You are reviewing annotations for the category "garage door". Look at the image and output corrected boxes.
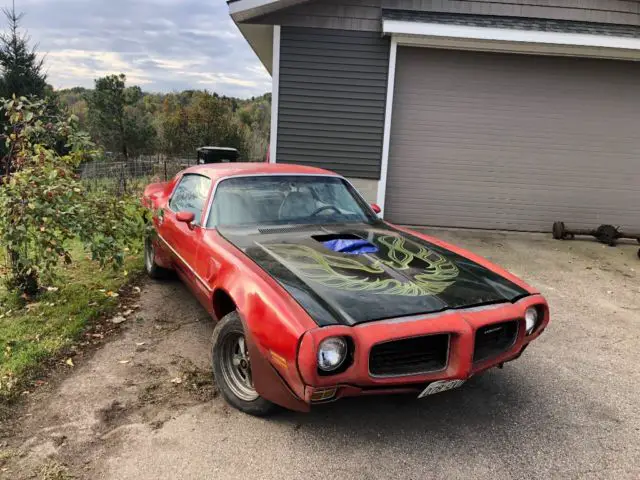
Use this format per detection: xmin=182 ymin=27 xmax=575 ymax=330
xmin=385 ymin=47 xmax=640 ymax=231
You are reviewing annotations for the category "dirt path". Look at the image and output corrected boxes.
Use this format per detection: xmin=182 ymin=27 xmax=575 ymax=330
xmin=0 ymin=280 xmax=218 ymax=479
xmin=1 ymin=230 xmax=639 ymax=479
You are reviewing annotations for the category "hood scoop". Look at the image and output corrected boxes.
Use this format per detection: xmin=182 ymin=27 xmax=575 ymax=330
xmin=312 ymin=233 xmax=379 ymax=255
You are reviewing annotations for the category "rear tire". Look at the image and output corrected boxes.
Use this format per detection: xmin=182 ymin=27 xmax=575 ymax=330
xmin=211 ymin=311 xmax=276 ymax=416
xmin=144 ymin=236 xmax=170 ymax=279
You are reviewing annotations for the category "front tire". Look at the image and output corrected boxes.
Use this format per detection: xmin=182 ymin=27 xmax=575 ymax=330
xmin=211 ymin=311 xmax=276 ymax=416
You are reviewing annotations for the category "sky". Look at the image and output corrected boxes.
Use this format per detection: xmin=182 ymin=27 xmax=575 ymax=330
xmin=11 ymin=0 xmax=272 ymax=98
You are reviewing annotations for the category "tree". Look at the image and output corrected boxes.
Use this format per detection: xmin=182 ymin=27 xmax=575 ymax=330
xmin=0 ymin=96 xmax=147 ymax=295
xmin=160 ymin=91 xmax=249 ymax=158
xmin=87 ymin=74 xmax=156 ymax=159
xmin=237 ymin=94 xmax=270 ymax=160
xmin=0 ymin=2 xmax=47 ymax=100
xmin=57 ymin=87 xmax=90 ymax=127
xmin=160 ymin=96 xmax=190 ymax=156
xmin=0 ymin=1 xmax=48 ymax=164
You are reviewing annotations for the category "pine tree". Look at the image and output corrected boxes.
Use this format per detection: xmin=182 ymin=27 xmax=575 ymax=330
xmin=0 ymin=1 xmax=47 ymax=99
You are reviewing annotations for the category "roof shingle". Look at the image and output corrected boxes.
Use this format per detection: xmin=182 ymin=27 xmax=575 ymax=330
xmin=382 ymin=10 xmax=640 ymax=39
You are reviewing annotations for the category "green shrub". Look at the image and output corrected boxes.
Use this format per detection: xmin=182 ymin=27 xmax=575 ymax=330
xmin=0 ymin=96 xmax=147 ymax=295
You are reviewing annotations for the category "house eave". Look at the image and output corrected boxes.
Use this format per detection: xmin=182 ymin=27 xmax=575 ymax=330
xmin=228 ymin=0 xmax=311 ymax=73
xmin=228 ymin=0 xmax=310 ymax=22
xmin=235 ymin=23 xmax=275 ymax=74
xmin=383 ymin=19 xmax=640 ymax=61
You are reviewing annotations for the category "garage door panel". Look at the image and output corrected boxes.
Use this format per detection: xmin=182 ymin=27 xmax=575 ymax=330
xmin=386 ymin=48 xmax=640 ymax=231
xmin=392 ymin=112 xmax=640 ymax=132
xmin=392 ymin=155 xmax=640 ymax=179
xmin=390 ymin=133 xmax=640 ymax=152
xmin=392 ymin=112 xmax=639 ymax=138
xmin=394 ymin=189 xmax=639 ymax=211
xmin=392 ymin=149 xmax=640 ymax=176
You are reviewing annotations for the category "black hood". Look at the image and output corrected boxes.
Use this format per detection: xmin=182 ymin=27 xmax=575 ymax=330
xmin=219 ymin=222 xmax=530 ymax=326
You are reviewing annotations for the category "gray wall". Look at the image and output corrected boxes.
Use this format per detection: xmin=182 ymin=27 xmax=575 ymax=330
xmin=253 ymin=0 xmax=640 ymax=28
xmin=276 ymin=27 xmax=389 ymax=179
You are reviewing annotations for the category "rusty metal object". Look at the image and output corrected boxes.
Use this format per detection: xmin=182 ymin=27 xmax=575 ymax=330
xmin=552 ymin=222 xmax=640 ymax=247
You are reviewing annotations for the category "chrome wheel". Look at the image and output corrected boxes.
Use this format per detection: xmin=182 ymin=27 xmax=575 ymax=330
xmin=144 ymin=238 xmax=154 ymax=273
xmin=219 ymin=333 xmax=259 ymax=402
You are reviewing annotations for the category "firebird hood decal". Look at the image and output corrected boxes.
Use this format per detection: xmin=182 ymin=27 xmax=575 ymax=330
xmin=219 ymin=223 xmax=529 ymax=326
xmin=263 ymin=236 xmax=460 ymax=297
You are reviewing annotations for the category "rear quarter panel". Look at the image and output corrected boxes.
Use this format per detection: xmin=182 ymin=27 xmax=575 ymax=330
xmin=142 ymin=180 xmax=172 ymax=210
xmin=142 ymin=180 xmax=176 ymax=268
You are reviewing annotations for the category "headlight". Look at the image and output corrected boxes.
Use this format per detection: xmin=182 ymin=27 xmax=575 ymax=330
xmin=525 ymin=307 xmax=539 ymax=335
xmin=317 ymin=337 xmax=348 ymax=372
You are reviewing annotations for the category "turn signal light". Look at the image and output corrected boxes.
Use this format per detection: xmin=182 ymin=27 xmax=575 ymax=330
xmin=310 ymin=387 xmax=338 ymax=403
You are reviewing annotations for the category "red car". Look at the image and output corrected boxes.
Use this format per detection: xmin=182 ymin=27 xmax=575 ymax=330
xmin=143 ymin=163 xmax=549 ymax=416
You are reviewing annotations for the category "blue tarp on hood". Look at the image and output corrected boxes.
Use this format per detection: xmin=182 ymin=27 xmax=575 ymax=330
xmin=322 ymin=239 xmax=379 ymax=255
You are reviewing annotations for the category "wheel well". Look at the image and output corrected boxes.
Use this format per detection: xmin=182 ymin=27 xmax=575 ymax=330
xmin=212 ymin=289 xmax=236 ymax=321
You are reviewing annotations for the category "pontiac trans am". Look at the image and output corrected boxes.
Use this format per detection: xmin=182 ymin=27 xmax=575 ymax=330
xmin=143 ymin=163 xmax=549 ymax=416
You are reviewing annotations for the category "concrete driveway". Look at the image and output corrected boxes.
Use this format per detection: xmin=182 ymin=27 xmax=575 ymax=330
xmin=4 ymin=229 xmax=640 ymax=480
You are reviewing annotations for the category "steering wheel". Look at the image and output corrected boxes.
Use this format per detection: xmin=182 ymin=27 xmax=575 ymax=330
xmin=310 ymin=205 xmax=341 ymax=217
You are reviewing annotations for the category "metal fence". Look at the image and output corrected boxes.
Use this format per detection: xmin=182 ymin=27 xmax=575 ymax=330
xmin=80 ymin=156 xmax=192 ymax=196
xmin=80 ymin=155 xmax=267 ymax=196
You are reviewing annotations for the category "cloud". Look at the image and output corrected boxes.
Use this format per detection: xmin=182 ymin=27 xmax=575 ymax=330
xmin=15 ymin=0 xmax=271 ymax=98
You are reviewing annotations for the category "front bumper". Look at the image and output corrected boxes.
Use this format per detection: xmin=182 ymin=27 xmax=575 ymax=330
xmin=297 ymin=295 xmax=549 ymax=403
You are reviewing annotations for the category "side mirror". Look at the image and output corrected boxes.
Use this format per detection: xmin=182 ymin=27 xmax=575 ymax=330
xmin=370 ymin=203 xmax=382 ymax=214
xmin=176 ymin=211 xmax=196 ymax=227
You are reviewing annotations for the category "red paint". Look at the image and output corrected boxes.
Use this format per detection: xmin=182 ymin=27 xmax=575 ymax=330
xmin=175 ymin=211 xmax=195 ymax=225
xmin=143 ymin=163 xmax=550 ymax=411
xmin=296 ymin=295 xmax=549 ymax=390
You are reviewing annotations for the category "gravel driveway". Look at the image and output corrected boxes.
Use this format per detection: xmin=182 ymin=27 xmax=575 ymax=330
xmin=3 ymin=229 xmax=639 ymax=480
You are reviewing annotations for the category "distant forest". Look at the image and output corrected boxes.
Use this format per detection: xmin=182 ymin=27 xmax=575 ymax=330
xmin=57 ymin=80 xmax=271 ymax=162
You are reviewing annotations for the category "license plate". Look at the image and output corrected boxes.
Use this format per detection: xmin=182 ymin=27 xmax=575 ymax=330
xmin=418 ymin=379 xmax=466 ymax=399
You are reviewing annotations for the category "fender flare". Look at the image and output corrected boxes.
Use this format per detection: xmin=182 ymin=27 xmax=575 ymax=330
xmin=238 ymin=313 xmax=310 ymax=412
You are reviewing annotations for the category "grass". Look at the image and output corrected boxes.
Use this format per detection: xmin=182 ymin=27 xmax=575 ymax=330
xmin=0 ymin=241 xmax=143 ymax=402
xmin=38 ymin=461 xmax=73 ymax=480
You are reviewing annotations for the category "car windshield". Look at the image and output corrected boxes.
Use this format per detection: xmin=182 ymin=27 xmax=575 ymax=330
xmin=207 ymin=175 xmax=375 ymax=227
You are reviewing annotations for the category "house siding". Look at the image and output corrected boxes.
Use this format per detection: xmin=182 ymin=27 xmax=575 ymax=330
xmin=276 ymin=27 xmax=389 ymax=179
xmin=251 ymin=0 xmax=640 ymax=28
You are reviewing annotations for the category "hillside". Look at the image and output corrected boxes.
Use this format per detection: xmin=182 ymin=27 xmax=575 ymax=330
xmin=57 ymin=86 xmax=271 ymax=161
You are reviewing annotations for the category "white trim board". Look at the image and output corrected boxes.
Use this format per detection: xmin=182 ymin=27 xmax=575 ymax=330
xmin=383 ymin=19 xmax=640 ymax=61
xmin=376 ymin=36 xmax=397 ymax=217
xmin=269 ymin=25 xmax=281 ymax=164
xmin=229 ymin=0 xmax=280 ymax=15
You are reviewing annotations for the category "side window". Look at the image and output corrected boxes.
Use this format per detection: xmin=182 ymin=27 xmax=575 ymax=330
xmin=169 ymin=174 xmax=212 ymax=224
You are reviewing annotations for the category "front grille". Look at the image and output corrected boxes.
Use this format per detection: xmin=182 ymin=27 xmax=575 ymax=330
xmin=473 ymin=320 xmax=519 ymax=363
xmin=369 ymin=334 xmax=449 ymax=377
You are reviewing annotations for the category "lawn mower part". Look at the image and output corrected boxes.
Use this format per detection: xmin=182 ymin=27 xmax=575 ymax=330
xmin=552 ymin=222 xmax=640 ymax=247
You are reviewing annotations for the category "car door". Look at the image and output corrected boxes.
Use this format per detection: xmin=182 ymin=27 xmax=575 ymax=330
xmin=158 ymin=173 xmax=212 ymax=293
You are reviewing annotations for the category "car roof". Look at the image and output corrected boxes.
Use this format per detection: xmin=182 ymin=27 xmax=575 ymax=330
xmin=181 ymin=163 xmax=340 ymax=180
